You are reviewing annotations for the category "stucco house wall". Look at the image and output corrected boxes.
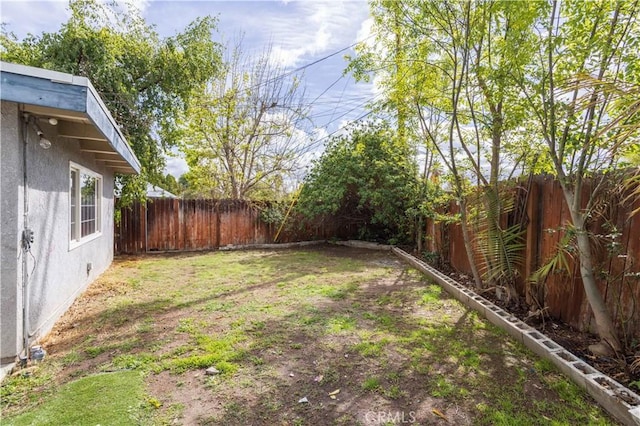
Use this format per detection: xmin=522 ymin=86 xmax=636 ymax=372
xmin=1 ymin=101 xmax=116 ymax=362
xmin=1 ymin=62 xmax=140 ymax=366
xmin=1 ymin=102 xmax=22 ymax=363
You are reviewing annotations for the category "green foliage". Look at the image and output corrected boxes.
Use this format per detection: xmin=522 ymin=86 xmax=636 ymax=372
xmin=1 ymin=0 xmax=222 ymax=201
xmin=258 ymin=201 xmax=288 ymax=225
xmin=472 ymin=186 xmax=526 ymax=299
xmin=158 ymin=173 xmax=181 ymax=196
xmin=5 ymin=371 xmax=148 ymax=426
xmin=530 ymin=227 xmax=576 ymax=286
xmin=178 ymin=41 xmax=309 ymax=200
xmin=296 ymin=121 xmax=419 ymax=243
xmin=519 ymin=0 xmax=640 ymax=181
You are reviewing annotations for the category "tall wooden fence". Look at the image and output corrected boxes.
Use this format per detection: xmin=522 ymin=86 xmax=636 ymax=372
xmin=115 ymin=199 xmax=339 ymax=255
xmin=116 ymin=176 xmax=639 ymax=337
xmin=424 ymin=175 xmax=640 ymax=337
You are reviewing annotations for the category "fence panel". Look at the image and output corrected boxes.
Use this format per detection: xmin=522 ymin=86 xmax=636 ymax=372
xmin=115 ymin=201 xmax=146 ymax=254
xmin=423 ymin=175 xmax=640 ymax=336
xmin=115 ymin=198 xmax=329 ymax=255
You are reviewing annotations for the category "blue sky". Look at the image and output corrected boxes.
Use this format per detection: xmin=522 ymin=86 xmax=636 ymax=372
xmin=1 ymin=0 xmax=376 ymax=177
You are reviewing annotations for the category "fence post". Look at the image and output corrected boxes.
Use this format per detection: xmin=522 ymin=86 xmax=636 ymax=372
xmin=215 ymin=201 xmax=221 ymax=248
xmin=143 ymin=200 xmax=148 ymax=253
xmin=524 ymin=177 xmax=541 ymax=306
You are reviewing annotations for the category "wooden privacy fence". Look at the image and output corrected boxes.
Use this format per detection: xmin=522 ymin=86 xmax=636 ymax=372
xmin=115 ymin=198 xmax=338 ymax=255
xmin=424 ymin=175 xmax=640 ymax=338
xmin=115 ymin=175 xmax=639 ymax=338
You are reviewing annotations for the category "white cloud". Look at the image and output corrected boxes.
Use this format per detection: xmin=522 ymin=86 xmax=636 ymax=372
xmin=254 ymin=1 xmax=369 ymax=68
xmin=312 ymin=126 xmax=328 ymax=141
xmin=111 ymin=1 xmax=150 ymax=21
xmin=356 ymin=16 xmax=374 ymax=46
xmin=164 ymin=154 xmax=188 ymax=178
xmin=1 ymin=1 xmax=70 ymax=38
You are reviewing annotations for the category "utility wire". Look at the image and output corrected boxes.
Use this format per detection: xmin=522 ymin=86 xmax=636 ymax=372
xmin=252 ymin=34 xmax=373 ymax=90
xmin=308 ymin=73 xmax=347 ymax=105
xmin=319 ymin=91 xmax=384 ymax=130
xmin=296 ymin=107 xmax=377 ymax=156
xmin=327 ymin=73 xmax=351 ymax=125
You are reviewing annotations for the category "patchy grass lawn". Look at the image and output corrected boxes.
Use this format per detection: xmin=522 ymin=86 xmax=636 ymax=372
xmin=6 ymin=371 xmax=148 ymax=425
xmin=1 ymin=246 xmax=617 ymax=425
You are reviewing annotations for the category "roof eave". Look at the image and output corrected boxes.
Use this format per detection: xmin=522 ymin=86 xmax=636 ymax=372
xmin=0 ymin=61 xmax=141 ymax=175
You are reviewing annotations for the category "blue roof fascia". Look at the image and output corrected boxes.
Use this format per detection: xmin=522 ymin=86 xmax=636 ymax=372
xmin=0 ymin=62 xmax=141 ymax=174
xmin=0 ymin=69 xmax=87 ymax=110
xmin=84 ymin=79 xmax=141 ymax=173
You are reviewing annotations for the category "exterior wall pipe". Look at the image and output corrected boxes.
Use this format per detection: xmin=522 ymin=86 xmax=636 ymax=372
xmin=20 ymin=112 xmax=30 ymax=360
xmin=20 ymin=114 xmax=41 ymax=358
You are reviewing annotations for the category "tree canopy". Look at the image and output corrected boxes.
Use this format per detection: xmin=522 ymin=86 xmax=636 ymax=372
xmin=347 ymin=0 xmax=640 ymax=353
xmin=1 ymin=0 xmax=222 ymax=201
xmin=296 ymin=122 xmax=419 ymax=244
xmin=178 ymin=41 xmax=310 ymax=200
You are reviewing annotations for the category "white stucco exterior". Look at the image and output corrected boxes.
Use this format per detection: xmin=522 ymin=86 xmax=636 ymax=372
xmin=1 ymin=101 xmax=117 ymax=361
xmin=0 ymin=62 xmax=140 ymax=365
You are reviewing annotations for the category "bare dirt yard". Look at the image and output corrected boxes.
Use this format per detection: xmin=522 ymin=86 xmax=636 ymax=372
xmin=2 ymin=245 xmax=619 ymax=425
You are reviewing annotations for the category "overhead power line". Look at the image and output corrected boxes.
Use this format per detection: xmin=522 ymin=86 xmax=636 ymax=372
xmin=255 ymin=34 xmax=373 ymax=90
xmin=296 ymin=107 xmax=377 ymax=156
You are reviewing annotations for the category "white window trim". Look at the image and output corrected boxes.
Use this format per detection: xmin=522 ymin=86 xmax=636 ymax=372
xmin=69 ymin=162 xmax=103 ymax=250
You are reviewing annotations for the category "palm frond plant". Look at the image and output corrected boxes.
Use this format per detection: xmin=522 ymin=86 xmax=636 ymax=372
xmin=530 ymin=228 xmax=577 ymax=287
xmin=472 ymin=184 xmax=527 ymax=304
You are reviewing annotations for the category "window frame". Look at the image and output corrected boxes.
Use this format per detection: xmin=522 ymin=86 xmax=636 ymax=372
xmin=69 ymin=162 xmax=102 ymax=250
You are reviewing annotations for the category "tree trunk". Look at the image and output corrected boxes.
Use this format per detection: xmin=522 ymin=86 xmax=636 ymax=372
xmin=459 ymin=198 xmax=483 ymax=289
xmin=568 ymin=199 xmax=622 ymax=354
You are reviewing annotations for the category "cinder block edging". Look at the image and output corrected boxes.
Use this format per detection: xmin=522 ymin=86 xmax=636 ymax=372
xmin=391 ymin=247 xmax=640 ymax=426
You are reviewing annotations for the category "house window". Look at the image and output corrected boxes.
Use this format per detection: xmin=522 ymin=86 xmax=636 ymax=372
xmin=70 ymin=163 xmax=102 ymax=246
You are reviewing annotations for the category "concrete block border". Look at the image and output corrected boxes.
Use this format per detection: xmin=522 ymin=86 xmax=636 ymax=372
xmin=169 ymin=239 xmax=391 ymax=253
xmin=329 ymin=240 xmax=393 ymax=251
xmin=218 ymin=240 xmax=327 ymax=251
xmin=391 ymin=246 xmax=640 ymax=426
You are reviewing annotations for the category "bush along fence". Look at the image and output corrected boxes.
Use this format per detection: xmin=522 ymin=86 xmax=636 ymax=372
xmin=423 ymin=174 xmax=640 ymax=340
xmin=114 ymin=198 xmax=352 ymax=255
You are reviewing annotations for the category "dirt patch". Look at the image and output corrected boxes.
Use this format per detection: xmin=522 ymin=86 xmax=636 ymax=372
xmin=7 ymin=245 xmax=618 ymax=425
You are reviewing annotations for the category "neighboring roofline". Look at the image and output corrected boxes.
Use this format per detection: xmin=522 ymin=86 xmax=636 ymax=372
xmin=146 ymin=183 xmax=177 ymax=198
xmin=0 ymin=61 xmax=141 ymax=174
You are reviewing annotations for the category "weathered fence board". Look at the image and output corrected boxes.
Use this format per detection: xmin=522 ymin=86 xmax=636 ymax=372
xmin=115 ymin=198 xmax=328 ymax=255
xmin=423 ymin=175 xmax=640 ymax=337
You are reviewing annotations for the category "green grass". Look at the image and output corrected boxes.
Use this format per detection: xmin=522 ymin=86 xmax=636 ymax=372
xmin=1 ymin=247 xmax=618 ymax=425
xmin=327 ymin=314 xmax=357 ymax=333
xmin=352 ymin=339 xmax=389 ymax=357
xmin=5 ymin=371 xmax=149 ymax=426
xmin=418 ymin=284 xmax=444 ymax=305
xmin=430 ymin=375 xmax=457 ymax=398
xmin=362 ymin=376 xmax=381 ymax=391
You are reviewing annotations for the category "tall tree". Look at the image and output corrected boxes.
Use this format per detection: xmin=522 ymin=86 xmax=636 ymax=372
xmin=1 ymin=0 xmax=222 ymax=202
xmin=352 ymin=0 xmax=640 ymax=353
xmin=179 ymin=40 xmax=310 ymax=200
xmin=350 ymin=0 xmax=487 ymax=288
xmin=518 ymin=0 xmax=640 ymax=354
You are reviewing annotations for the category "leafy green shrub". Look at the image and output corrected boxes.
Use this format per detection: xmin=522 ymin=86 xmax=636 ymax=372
xmin=295 ymin=121 xmax=419 ymax=244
